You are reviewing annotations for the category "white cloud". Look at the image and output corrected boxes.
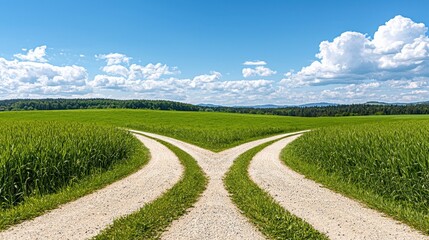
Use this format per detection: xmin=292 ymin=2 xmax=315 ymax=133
xmin=90 ymin=75 xmax=127 ymax=89
xmin=411 ymin=90 xmax=428 ymax=94
xmin=243 ymin=60 xmax=267 ymax=66
xmin=284 ymin=15 xmax=429 ymax=87
xmin=184 ymin=78 xmax=274 ymax=105
xmin=321 ymin=89 xmax=341 ymax=99
xmin=90 ymin=58 xmax=275 ymax=105
xmin=102 ymin=65 xmax=129 ymax=77
xmin=315 ymin=82 xmax=381 ymax=101
xmin=90 ymin=55 xmax=182 ymax=92
xmin=96 ymin=53 xmax=130 ymax=65
xmin=373 ymin=15 xmax=427 ymax=54
xmin=129 ymin=63 xmax=178 ymax=80
xmin=0 ymin=56 xmax=90 ymax=98
xmin=191 ymin=71 xmax=222 ymax=85
xmin=215 ymin=79 xmax=272 ymax=92
xmin=388 ymin=79 xmax=428 ymax=89
xmin=242 ymin=66 xmax=277 ymax=78
xmin=14 ymin=45 xmax=48 ymax=62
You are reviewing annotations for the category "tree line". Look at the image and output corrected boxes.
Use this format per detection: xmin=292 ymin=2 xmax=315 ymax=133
xmin=1 ymin=98 xmax=429 ymax=117
xmin=208 ymin=104 xmax=429 ymax=117
xmin=0 ymin=99 xmax=200 ymax=112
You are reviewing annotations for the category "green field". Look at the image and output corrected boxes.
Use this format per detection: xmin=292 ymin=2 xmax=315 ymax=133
xmin=0 ymin=120 xmax=148 ymax=229
xmin=1 ymin=109 xmax=429 ymax=236
xmin=1 ymin=109 xmax=428 ymax=151
xmin=0 ymin=121 xmax=137 ymax=209
xmin=282 ymin=121 xmax=429 ymax=233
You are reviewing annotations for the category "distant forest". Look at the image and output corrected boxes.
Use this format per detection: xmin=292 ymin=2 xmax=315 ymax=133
xmin=213 ymin=104 xmax=429 ymax=117
xmin=1 ymin=98 xmax=429 ymax=117
xmin=0 ymin=99 xmax=200 ymax=111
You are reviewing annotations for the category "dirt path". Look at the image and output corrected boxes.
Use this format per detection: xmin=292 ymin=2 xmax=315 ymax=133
xmin=130 ymin=130 xmax=307 ymax=240
xmin=0 ymin=134 xmax=183 ymax=240
xmin=249 ymin=135 xmax=428 ymax=240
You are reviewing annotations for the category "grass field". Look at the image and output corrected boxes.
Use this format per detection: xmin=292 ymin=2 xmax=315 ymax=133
xmin=0 ymin=121 xmax=148 ymax=229
xmin=282 ymin=121 xmax=429 ymax=233
xmin=0 ymin=121 xmax=137 ymax=209
xmin=1 ymin=109 xmax=428 ymax=151
xmin=1 ymin=109 xmax=429 ymax=234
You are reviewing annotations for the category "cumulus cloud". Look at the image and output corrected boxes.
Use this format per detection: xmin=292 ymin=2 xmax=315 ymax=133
xmin=91 ymin=75 xmax=127 ymax=90
xmin=96 ymin=53 xmax=131 ymax=66
xmin=191 ymin=71 xmax=222 ymax=85
xmin=213 ymin=79 xmax=272 ymax=92
xmin=129 ymin=63 xmax=178 ymax=80
xmin=242 ymin=66 xmax=277 ymax=78
xmin=0 ymin=56 xmax=90 ymax=97
xmin=102 ymin=65 xmax=129 ymax=77
xmin=296 ymin=82 xmax=381 ymax=102
xmin=183 ymin=78 xmax=274 ymax=105
xmin=388 ymin=78 xmax=428 ymax=89
xmin=14 ymin=45 xmax=48 ymax=62
xmin=91 ymin=56 xmax=181 ymax=90
xmin=90 ymin=56 xmax=274 ymax=105
xmin=243 ymin=60 xmax=267 ymax=66
xmin=87 ymin=51 xmax=279 ymax=103
xmin=373 ymin=16 xmax=427 ymax=54
xmin=284 ymin=15 xmax=429 ymax=87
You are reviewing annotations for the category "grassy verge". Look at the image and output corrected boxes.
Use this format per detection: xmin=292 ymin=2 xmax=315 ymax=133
xmin=224 ymin=140 xmax=327 ymax=240
xmin=0 ymin=136 xmax=148 ymax=230
xmin=94 ymin=138 xmax=207 ymax=239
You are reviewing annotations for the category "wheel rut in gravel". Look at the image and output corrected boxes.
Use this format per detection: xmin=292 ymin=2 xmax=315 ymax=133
xmin=0 ymin=134 xmax=183 ymax=240
xmin=249 ymin=134 xmax=428 ymax=240
xmin=130 ymin=130 xmax=307 ymax=240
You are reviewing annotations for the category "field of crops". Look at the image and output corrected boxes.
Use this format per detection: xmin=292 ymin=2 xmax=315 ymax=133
xmin=1 ymin=109 xmax=429 ymax=236
xmin=1 ymin=109 xmax=427 ymax=151
xmin=0 ymin=121 xmax=137 ymax=209
xmin=282 ymin=121 xmax=429 ymax=232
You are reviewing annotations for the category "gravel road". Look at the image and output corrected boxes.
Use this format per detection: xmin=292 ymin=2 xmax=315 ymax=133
xmin=0 ymin=134 xmax=183 ymax=240
xmin=249 ymin=135 xmax=428 ymax=240
xmin=130 ymin=130 xmax=307 ymax=240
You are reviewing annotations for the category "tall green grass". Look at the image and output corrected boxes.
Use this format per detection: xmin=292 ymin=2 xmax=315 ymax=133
xmin=0 ymin=121 xmax=137 ymax=209
xmin=2 ymin=109 xmax=428 ymax=151
xmin=283 ymin=121 xmax=429 ymax=233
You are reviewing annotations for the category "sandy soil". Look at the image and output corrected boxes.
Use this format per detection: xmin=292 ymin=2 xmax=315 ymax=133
xmin=249 ymin=135 xmax=428 ymax=240
xmin=130 ymin=130 xmax=307 ymax=240
xmin=0 ymin=134 xmax=183 ymax=240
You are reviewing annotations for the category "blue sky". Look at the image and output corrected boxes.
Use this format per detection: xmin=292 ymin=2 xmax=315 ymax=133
xmin=1 ymin=0 xmax=429 ymax=105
